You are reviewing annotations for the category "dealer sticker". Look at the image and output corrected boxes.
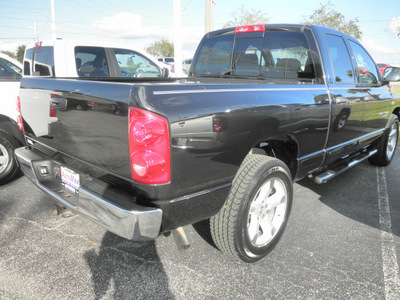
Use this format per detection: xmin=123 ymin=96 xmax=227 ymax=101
xmin=61 ymin=166 xmax=80 ymax=194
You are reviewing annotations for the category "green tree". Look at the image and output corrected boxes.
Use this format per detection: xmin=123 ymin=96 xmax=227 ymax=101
xmin=304 ymin=2 xmax=362 ymax=39
xmin=145 ymin=39 xmax=174 ymax=58
xmin=1 ymin=50 xmax=15 ymax=59
xmin=224 ymin=6 xmax=269 ymax=28
xmin=16 ymin=45 xmax=26 ymax=63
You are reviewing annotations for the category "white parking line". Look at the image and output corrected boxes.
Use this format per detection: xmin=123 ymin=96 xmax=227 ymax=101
xmin=377 ymin=167 xmax=400 ymax=300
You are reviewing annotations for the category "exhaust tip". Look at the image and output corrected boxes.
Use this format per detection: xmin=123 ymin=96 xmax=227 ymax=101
xmin=172 ymin=227 xmax=190 ymax=252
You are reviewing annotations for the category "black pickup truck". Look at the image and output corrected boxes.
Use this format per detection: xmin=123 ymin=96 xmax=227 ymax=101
xmin=16 ymin=24 xmax=400 ymax=262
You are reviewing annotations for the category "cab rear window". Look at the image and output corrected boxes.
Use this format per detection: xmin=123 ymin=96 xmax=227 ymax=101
xmin=193 ymin=30 xmax=315 ymax=80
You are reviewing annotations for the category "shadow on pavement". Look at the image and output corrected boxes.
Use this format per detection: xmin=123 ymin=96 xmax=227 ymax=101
xmin=192 ymin=219 xmax=218 ymax=250
xmin=296 ymin=159 xmax=399 ymax=238
xmin=84 ymin=232 xmax=175 ymax=300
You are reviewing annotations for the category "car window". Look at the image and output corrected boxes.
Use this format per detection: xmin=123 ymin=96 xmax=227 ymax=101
xmin=75 ymin=46 xmax=109 ymax=77
xmin=113 ymin=48 xmax=161 ymax=78
xmin=0 ymin=58 xmax=22 ymax=79
xmin=348 ymin=41 xmax=379 ymax=84
xmin=324 ymin=34 xmax=355 ymax=84
xmin=33 ymin=46 xmax=55 ymax=76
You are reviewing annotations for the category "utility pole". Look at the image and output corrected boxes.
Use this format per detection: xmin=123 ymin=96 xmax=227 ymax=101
xmin=173 ymin=0 xmax=182 ymax=75
xmin=51 ymin=0 xmax=56 ymax=40
xmin=205 ymin=0 xmax=214 ymax=34
xmin=34 ymin=19 xmax=39 ymax=42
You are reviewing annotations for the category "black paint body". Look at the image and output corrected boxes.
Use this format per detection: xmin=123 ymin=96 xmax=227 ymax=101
xmin=19 ymin=25 xmax=400 ymax=232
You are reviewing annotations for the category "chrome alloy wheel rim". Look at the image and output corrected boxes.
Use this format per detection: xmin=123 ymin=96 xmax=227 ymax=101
xmin=337 ymin=115 xmax=347 ymax=130
xmin=247 ymin=178 xmax=288 ymax=247
xmin=0 ymin=144 xmax=9 ymax=174
xmin=386 ymin=122 xmax=398 ymax=161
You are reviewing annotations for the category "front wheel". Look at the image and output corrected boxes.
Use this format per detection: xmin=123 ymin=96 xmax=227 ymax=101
xmin=369 ymin=114 xmax=399 ymax=166
xmin=210 ymin=154 xmax=293 ymax=263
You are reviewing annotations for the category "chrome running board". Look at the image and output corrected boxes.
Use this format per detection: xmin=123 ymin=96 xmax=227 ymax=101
xmin=314 ymin=149 xmax=378 ymax=184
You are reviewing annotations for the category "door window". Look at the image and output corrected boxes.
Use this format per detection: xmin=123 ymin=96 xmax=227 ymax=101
xmin=348 ymin=41 xmax=379 ymax=84
xmin=75 ymin=47 xmax=109 ymax=77
xmin=113 ymin=49 xmax=161 ymax=78
xmin=324 ymin=34 xmax=355 ymax=84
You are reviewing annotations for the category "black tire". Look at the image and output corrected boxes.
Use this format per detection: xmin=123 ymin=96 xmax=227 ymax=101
xmin=0 ymin=130 xmax=20 ymax=185
xmin=332 ymin=110 xmax=349 ymax=132
xmin=369 ymin=114 xmax=399 ymax=166
xmin=210 ymin=154 xmax=293 ymax=263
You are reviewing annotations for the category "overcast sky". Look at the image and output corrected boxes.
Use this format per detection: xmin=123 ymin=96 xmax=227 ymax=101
xmin=1 ymin=0 xmax=399 ymax=64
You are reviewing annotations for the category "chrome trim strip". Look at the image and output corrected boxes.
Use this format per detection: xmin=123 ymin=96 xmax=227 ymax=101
xmin=170 ymin=183 xmax=232 ymax=203
xmin=326 ymin=129 xmax=384 ymax=153
xmin=299 ymin=150 xmax=325 ymax=161
xmin=153 ymin=87 xmax=327 ymax=96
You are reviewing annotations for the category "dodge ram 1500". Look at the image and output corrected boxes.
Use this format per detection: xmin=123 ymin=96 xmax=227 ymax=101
xmin=16 ymin=24 xmax=400 ymax=262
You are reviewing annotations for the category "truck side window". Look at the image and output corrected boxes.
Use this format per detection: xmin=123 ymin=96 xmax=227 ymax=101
xmin=33 ymin=46 xmax=55 ymax=76
xmin=324 ymin=34 xmax=355 ymax=84
xmin=75 ymin=47 xmax=109 ymax=77
xmin=348 ymin=41 xmax=379 ymax=85
xmin=112 ymin=48 xmax=161 ymax=78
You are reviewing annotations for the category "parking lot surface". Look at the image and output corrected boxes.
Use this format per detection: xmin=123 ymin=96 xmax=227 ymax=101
xmin=0 ymin=152 xmax=400 ymax=299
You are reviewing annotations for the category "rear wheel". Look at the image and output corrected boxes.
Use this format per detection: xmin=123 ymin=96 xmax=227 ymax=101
xmin=0 ymin=130 xmax=20 ymax=185
xmin=210 ymin=154 xmax=293 ymax=263
xmin=369 ymin=114 xmax=399 ymax=166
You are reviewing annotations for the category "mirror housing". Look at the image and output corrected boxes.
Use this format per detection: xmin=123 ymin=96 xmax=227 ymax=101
xmin=383 ymin=67 xmax=400 ymax=82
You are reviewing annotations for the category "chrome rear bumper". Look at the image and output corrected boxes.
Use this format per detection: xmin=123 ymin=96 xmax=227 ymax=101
xmin=14 ymin=147 xmax=162 ymax=240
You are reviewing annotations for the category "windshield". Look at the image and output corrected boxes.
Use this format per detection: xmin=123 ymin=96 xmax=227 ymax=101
xmin=0 ymin=57 xmax=22 ymax=79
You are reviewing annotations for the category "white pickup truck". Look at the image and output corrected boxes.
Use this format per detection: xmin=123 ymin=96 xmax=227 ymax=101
xmin=23 ymin=40 xmax=170 ymax=78
xmin=0 ymin=53 xmax=24 ymax=184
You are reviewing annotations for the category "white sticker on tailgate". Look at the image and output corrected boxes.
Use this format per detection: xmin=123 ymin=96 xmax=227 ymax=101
xmin=61 ymin=166 xmax=80 ymax=193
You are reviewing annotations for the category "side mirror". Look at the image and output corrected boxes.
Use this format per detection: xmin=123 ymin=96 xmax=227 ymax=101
xmin=383 ymin=67 xmax=400 ymax=82
xmin=162 ymin=67 xmax=169 ymax=78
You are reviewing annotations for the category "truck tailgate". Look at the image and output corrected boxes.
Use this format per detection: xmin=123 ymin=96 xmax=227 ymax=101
xmin=20 ymin=78 xmax=133 ymax=179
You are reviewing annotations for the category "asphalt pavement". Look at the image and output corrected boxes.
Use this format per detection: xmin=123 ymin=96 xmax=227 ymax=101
xmin=0 ymin=151 xmax=400 ymax=299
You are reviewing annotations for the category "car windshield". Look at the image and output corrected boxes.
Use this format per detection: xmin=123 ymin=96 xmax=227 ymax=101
xmin=0 ymin=57 xmax=22 ymax=79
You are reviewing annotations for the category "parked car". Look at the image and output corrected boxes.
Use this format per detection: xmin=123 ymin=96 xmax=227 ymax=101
xmin=16 ymin=24 xmax=400 ymax=263
xmin=0 ymin=53 xmax=25 ymax=184
xmin=182 ymin=58 xmax=192 ymax=74
xmin=377 ymin=63 xmax=391 ymax=75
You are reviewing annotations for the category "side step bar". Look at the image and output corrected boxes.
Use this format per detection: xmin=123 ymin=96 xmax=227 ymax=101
xmin=313 ymin=149 xmax=378 ymax=184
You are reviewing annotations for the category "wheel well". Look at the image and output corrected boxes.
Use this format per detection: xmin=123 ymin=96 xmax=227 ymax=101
xmin=0 ymin=115 xmax=25 ymax=146
xmin=392 ymin=107 xmax=400 ymax=120
xmin=251 ymin=137 xmax=298 ymax=179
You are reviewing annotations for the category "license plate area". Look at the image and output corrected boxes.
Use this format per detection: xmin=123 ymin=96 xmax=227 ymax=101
xmin=61 ymin=166 xmax=80 ymax=194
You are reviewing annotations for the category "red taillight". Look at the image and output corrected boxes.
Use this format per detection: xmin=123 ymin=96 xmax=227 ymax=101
xmin=35 ymin=42 xmax=42 ymax=47
xmin=235 ymin=24 xmax=265 ymax=33
xmin=129 ymin=107 xmax=170 ymax=184
xmin=50 ymin=106 xmax=57 ymax=117
xmin=16 ymin=96 xmax=25 ymax=134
